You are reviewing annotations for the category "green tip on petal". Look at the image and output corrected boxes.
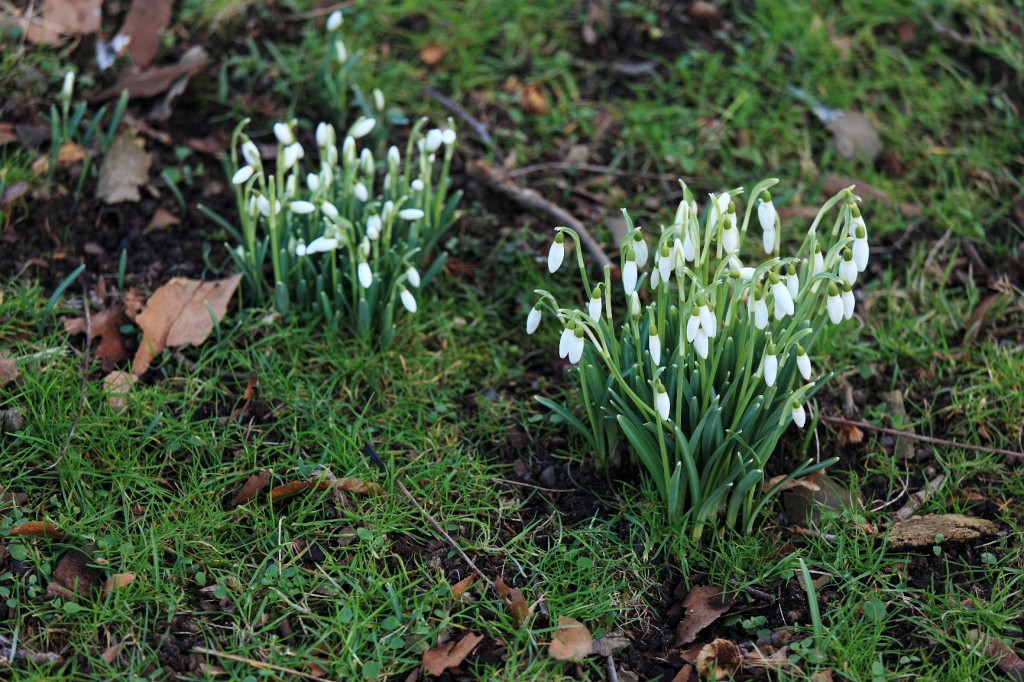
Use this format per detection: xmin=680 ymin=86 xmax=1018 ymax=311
xmin=827 ymin=282 xmax=840 ymax=296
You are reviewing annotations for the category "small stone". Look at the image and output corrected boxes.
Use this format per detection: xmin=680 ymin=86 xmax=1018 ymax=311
xmin=1 ymin=408 xmax=25 ymax=433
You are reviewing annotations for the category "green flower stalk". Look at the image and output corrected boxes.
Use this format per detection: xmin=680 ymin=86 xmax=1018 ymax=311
xmin=531 ymin=180 xmax=868 ymax=538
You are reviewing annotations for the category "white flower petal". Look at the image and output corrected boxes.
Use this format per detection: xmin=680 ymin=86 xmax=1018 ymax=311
xmin=797 ymin=352 xmax=812 ymax=381
xmin=764 ymin=353 xmax=778 ymax=387
xmin=400 ymin=288 xmax=417 ymax=313
xmin=358 ymin=262 xmax=373 ymax=288
xmin=526 ymin=307 xmax=542 ymax=334
xmin=273 ymin=122 xmax=295 ymax=145
xmin=241 ymin=141 xmax=261 ymax=167
xmin=656 ymin=389 xmax=670 ymax=420
xmin=231 ymin=165 xmax=255 ymax=185
xmin=289 ymin=200 xmax=316 ymax=214
xmin=792 ymin=404 xmax=806 ymax=428
xmin=827 ymin=294 xmax=844 ymax=324
xmin=842 ymin=290 xmax=855 ymax=319
xmin=548 ymin=240 xmax=565 ymax=273
xmin=568 ymin=335 xmax=585 ymax=364
xmin=406 ymin=266 xmax=421 ymax=288
xmin=623 ymin=260 xmax=637 ymax=295
xmin=350 ymin=117 xmax=376 ymax=139
xmin=694 ymin=328 xmax=709 ymax=359
xmin=399 ymin=208 xmax=424 ymax=221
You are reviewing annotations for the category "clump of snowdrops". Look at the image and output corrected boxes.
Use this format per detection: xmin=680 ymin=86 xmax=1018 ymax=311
xmin=211 ymin=13 xmax=461 ymax=347
xmin=529 ymin=179 xmax=869 ymax=538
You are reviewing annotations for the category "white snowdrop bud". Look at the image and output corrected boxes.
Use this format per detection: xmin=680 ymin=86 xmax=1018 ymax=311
xmin=316 ymin=122 xmax=335 ymax=148
xmin=721 ymin=211 xmax=739 ymax=254
xmin=758 ymin=191 xmax=777 ymax=247
xmin=558 ymin=325 xmax=573 ymax=359
xmin=629 ymin=292 xmax=641 ymax=318
xmin=694 ymin=328 xmax=709 ymax=359
xmin=698 ymin=296 xmax=716 ymax=338
xmin=792 ymin=401 xmax=806 ymax=428
xmin=548 ymin=233 xmax=565 ymax=273
xmin=61 ymin=70 xmax=75 ymax=100
xmin=399 ymin=208 xmax=424 ymax=221
xmin=360 ymin=237 xmax=371 ymax=258
xmin=588 ymin=285 xmax=603 ymax=320
xmin=686 ymin=309 xmax=701 ymax=343
xmin=320 ymin=201 xmax=339 ymax=219
xmin=842 ymin=282 xmax=855 ymax=320
xmin=373 ymin=87 xmax=385 ymax=111
xmin=751 ymin=290 xmax=769 ymax=330
xmin=289 ymin=200 xmax=316 ymax=214
xmin=284 ymin=173 xmax=297 ymax=198
xmin=425 ymin=129 xmax=443 ymax=153
xmin=353 ymin=182 xmax=369 ymax=203
xmin=358 ymin=261 xmax=373 ymax=289
xmin=658 ymin=244 xmax=673 ymax=282
xmin=334 ymin=38 xmax=348 ymax=63
xmin=648 ymin=324 xmax=661 ymax=366
xmin=350 ymin=117 xmax=376 ymax=139
xmin=326 ymin=10 xmax=343 ymax=31
xmin=786 ymin=264 xmax=800 ymax=300
xmin=632 ymin=232 xmax=648 ymax=267
xmin=622 ymin=254 xmax=637 ymax=296
xmin=650 ymin=267 xmax=661 ymax=290
xmin=306 ymin=236 xmax=339 ymax=254
xmin=273 ymin=122 xmax=295 ymax=145
xmin=839 ymin=249 xmax=857 ymax=285
xmin=655 ymin=382 xmax=670 ymax=421
xmin=411 ymin=179 xmax=425 ymax=192
xmin=400 ymin=287 xmax=417 ymax=313
xmin=526 ymin=305 xmax=542 ymax=334
xmin=812 ymin=250 xmax=825 ymax=278
xmin=406 ymin=266 xmax=421 ymax=288
xmin=282 ymin=142 xmax=304 ymax=171
xmin=682 ymin=230 xmax=696 ymax=263
xmin=853 ymin=223 xmax=869 ymax=272
xmin=241 ymin=140 xmax=261 ymax=167
xmin=388 ymin=145 xmax=401 ymax=167
xmin=771 ymin=277 xmax=795 ymax=320
xmin=366 ymin=214 xmax=382 ymax=240
xmin=826 ymin=283 xmax=844 ymax=324
xmin=256 ymin=195 xmax=271 ymax=217
xmin=342 ymin=136 xmax=357 ymax=166
xmin=306 ymin=173 xmax=320 ymax=191
xmin=764 ymin=346 xmax=778 ymax=387
xmin=231 ymin=165 xmax=255 ymax=185
xmin=295 ymin=242 xmax=308 ymax=257
xmin=568 ymin=327 xmax=585 ymax=364
xmin=441 ymin=128 xmax=456 ymax=145
xmin=796 ymin=345 xmax=812 ymax=381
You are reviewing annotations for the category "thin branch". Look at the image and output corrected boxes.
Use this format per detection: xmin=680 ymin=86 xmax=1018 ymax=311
xmin=47 ymin=277 xmax=91 ymax=471
xmin=423 ymin=86 xmax=503 ymax=161
xmin=894 ymin=474 xmax=945 ymax=522
xmin=820 ymin=415 xmax=1023 ymax=462
xmin=192 ymin=647 xmax=338 ymax=682
xmin=468 ymin=160 xmax=614 ymax=271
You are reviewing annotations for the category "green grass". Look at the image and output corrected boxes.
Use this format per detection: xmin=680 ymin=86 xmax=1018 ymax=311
xmin=3 ymin=0 xmax=1024 ymax=679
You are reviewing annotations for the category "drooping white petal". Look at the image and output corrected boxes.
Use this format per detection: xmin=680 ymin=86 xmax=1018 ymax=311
xmin=548 ymin=239 xmax=565 ymax=273
xmin=786 ymin=272 xmax=800 ymax=300
xmin=853 ymin=238 xmax=869 ymax=272
xmin=353 ymin=182 xmax=369 ymax=203
xmin=425 ymin=129 xmax=443 ymax=153
xmin=632 ymin=234 xmax=649 ymax=267
xmin=650 ymin=267 xmax=660 ymax=290
xmin=321 ymin=201 xmax=339 ymax=219
xmin=764 ymin=353 xmax=778 ymax=387
xmin=658 ymin=246 xmax=674 ymax=282
xmin=812 ymin=250 xmax=825 ymax=278
xmin=762 ymin=228 xmax=776 ymax=254
xmin=273 ymin=122 xmax=295 ymax=145
xmin=289 ymin=200 xmax=317 ymax=214
xmin=655 ymin=387 xmax=670 ymax=420
xmin=365 ymin=214 xmax=382 ymax=240
xmin=771 ymin=281 xmax=795 ymax=319
xmin=623 ymin=260 xmax=637 ymax=295
xmin=827 ymin=292 xmax=844 ymax=324
xmin=526 ymin=307 xmax=542 ymax=334
xmin=842 ymin=289 xmax=855 ymax=320
xmin=406 ymin=266 xmax=421 ymax=288
xmin=686 ymin=313 xmax=700 ymax=343
xmin=400 ymin=288 xmax=417 ymax=313
xmin=306 ymin=173 xmax=320 ymax=191
xmin=792 ymin=403 xmax=806 ymax=428
xmin=334 ymin=38 xmax=348 ymax=63
xmin=649 ymin=331 xmax=661 ymax=366
xmin=722 ymin=220 xmax=739 ymax=254
xmin=757 ymin=199 xmax=776 ymax=236
xmin=282 ymin=142 xmax=304 ymax=171
xmin=358 ymin=262 xmax=373 ymax=288
xmin=411 ymin=179 xmax=425 ymax=192
xmin=682 ymin=230 xmax=696 ymax=262
xmin=441 ymin=128 xmax=456 ymax=145
xmin=754 ymin=299 xmax=769 ymax=329
xmin=326 ymin=10 xmax=343 ymax=31
xmin=399 ymin=208 xmax=424 ymax=221
xmin=568 ymin=334 xmax=585 ymax=364
xmin=305 ymin=236 xmax=339 ymax=254
xmin=558 ymin=327 xmax=572 ymax=358
xmin=699 ymin=304 xmax=717 ymax=338
xmin=350 ymin=117 xmax=376 ymax=139
xmin=708 ymin=192 xmax=730 ymax=227
xmin=694 ymin=328 xmax=709 ymax=359
xmin=796 ymin=351 xmax=812 ymax=381
xmin=241 ymin=141 xmax=261 ymax=167
xmin=231 ymin=165 xmax=255 ymax=185
xmin=839 ymin=257 xmax=858 ymax=286
xmin=373 ymin=88 xmax=386 ymax=111
xmin=588 ymin=294 xmax=602 ymax=321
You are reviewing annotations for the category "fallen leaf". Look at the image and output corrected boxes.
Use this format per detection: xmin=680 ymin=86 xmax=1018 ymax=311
xmin=764 ymin=470 xmax=823 ymax=494
xmin=50 ymin=549 xmax=101 ymax=597
xmin=2 ymin=181 xmax=29 ymax=205
xmin=888 ymin=514 xmax=998 ymax=549
xmin=673 ymin=586 xmax=735 ymax=647
xmin=131 ymin=274 xmax=242 ymax=376
xmin=11 ymin=521 xmax=65 ymax=539
xmin=146 ymin=208 xmax=181 ymax=232
xmin=519 ymin=83 xmax=550 ymax=115
xmin=671 ymin=663 xmax=694 ymax=682
xmin=696 ymin=639 xmax=741 ymax=680
xmin=549 ymin=617 xmax=593 ymax=661
xmin=91 ymin=46 xmax=209 ymax=102
xmin=967 ymin=630 xmax=1024 ymax=680
xmin=64 ymin=305 xmax=130 ymax=372
xmin=25 ymin=0 xmax=102 ymax=45
xmin=269 ymin=477 xmax=385 ymax=504
xmin=495 ymin=577 xmax=529 ymax=627
xmin=0 ymin=358 xmax=18 ymax=386
xmin=590 ymin=633 xmax=630 ymax=657
xmin=104 ymin=370 xmax=135 ymax=412
xmin=116 ymin=0 xmax=174 ymax=68
xmin=102 ymin=572 xmax=135 ymax=595
xmin=31 ymin=142 xmax=87 ymax=175
xmin=837 ymin=423 xmax=864 ymax=445
xmin=420 ymin=43 xmax=446 ymax=67
xmin=101 ymin=641 xmax=125 ymax=664
xmin=422 ymin=632 xmax=483 ymax=676
xmin=227 ymin=470 xmax=272 ymax=509
xmin=451 ymin=574 xmax=475 ymax=599
xmin=96 ymin=132 xmax=152 ymax=204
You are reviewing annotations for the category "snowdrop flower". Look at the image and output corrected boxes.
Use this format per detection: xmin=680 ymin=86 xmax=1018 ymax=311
xmin=294 ymin=241 xmax=307 ymax=257
xmin=721 ymin=210 xmax=739 ymax=254
xmin=770 ymin=275 xmax=795 ymax=320
xmin=785 ymin=264 xmax=800 ymax=300
xmin=342 ymin=136 xmax=356 ymax=166
xmin=622 ymin=248 xmax=638 ymax=295
xmin=326 ymin=9 xmax=343 ymax=31
xmin=273 ymin=122 xmax=295 ymax=145
xmin=350 ymin=117 xmax=376 ymax=139
xmin=657 ymin=243 xmax=673 ymax=282
xmin=852 ymin=223 xmax=869 ymax=272
xmin=441 ymin=128 xmax=457 ymax=146
xmin=358 ymin=261 xmax=373 ymax=288
xmin=811 ymin=250 xmax=825 ymax=279
xmin=387 ymin=146 xmax=401 ymax=167
xmin=323 ymin=144 xmax=338 ymax=168
xmin=255 ymin=195 xmax=280 ymax=217
xmin=366 ymin=214 xmax=382 ymax=240
xmin=839 ymin=248 xmax=857 ymax=285
xmin=758 ymin=190 xmax=777 ymax=253
xmin=588 ymin=285 xmax=603 ymax=320
xmin=360 ymin=148 xmax=374 ymax=175
xmin=698 ymin=296 xmax=717 ymax=338
xmin=681 ymin=229 xmax=696 ymax=263
xmin=231 ymin=165 xmax=255 ymax=185
xmin=373 ymin=88 xmax=386 ymax=112
xmin=411 ymin=179 xmax=425 ymax=192
xmin=558 ymin=323 xmax=574 ymax=358
xmin=629 ymin=292 xmax=641 ymax=318
xmin=631 ymin=231 xmax=649 ymax=267
xmin=791 ymin=401 xmax=806 ymax=428
xmin=360 ymin=238 xmax=371 ymax=258
xmin=382 ymin=201 xmax=395 ymax=222
xmin=316 ymin=122 xmax=335 ymax=148
xmin=289 ymin=200 xmax=316 ymax=214
xmin=61 ymin=70 xmax=75 ymax=100
xmin=650 ymin=266 xmax=661 ymax=290
xmin=568 ymin=327 xmax=585 ymax=364
xmin=548 ymin=232 xmax=565 ymax=273
xmin=749 ymin=287 xmax=769 ymax=330
xmin=526 ymin=304 xmax=542 ymax=334
xmin=353 ymin=182 xmax=369 ymax=203
xmin=694 ymin=327 xmax=709 ymax=359
xmin=655 ymin=382 xmax=670 ymax=421
xmin=764 ymin=342 xmax=778 ymax=387
xmin=796 ymin=345 xmax=812 ymax=381
xmin=304 ymin=236 xmax=339 ymax=254
xmin=334 ymin=39 xmax=348 ymax=63
xmin=321 ymin=201 xmax=339 ymax=220
xmin=826 ymin=283 xmax=844 ymax=324
xmin=306 ymin=173 xmax=320 ymax=191
xmin=649 ymin=324 xmax=661 ymax=365
xmin=686 ymin=308 xmax=701 ymax=343
xmin=282 ymin=142 xmax=304 ymax=171
xmin=399 ymin=287 xmax=417 ymax=313
xmin=842 ymin=282 xmax=855 ymax=320
xmin=399 ymin=208 xmax=424 ymax=221
xmin=284 ymin=172 xmax=297 ymax=199
xmin=241 ymin=140 xmax=261 ymax=167
xmin=406 ymin=266 xmax=421 ymax=288
xmin=708 ymin=192 xmax=731 ymax=228
xmin=425 ymin=129 xmax=443 ymax=153
xmin=849 ymin=205 xmax=867 ymax=241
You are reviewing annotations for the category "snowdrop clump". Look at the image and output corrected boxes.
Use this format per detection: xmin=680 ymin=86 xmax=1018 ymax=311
xmin=529 ymin=179 xmax=868 ymax=538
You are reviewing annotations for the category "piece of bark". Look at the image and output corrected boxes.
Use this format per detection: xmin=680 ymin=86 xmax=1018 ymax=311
xmin=887 ymin=514 xmax=998 ymax=550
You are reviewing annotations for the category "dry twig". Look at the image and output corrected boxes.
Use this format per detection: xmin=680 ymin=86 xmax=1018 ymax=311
xmin=893 ymin=474 xmax=945 ymax=522
xmin=192 ymin=647 xmax=338 ymax=682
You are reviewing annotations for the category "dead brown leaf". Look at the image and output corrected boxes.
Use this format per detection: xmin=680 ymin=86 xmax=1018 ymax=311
xmin=132 ymin=274 xmax=242 ymax=376
xmin=31 ymin=142 xmax=87 ymax=175
xmin=422 ymin=632 xmax=483 ymax=676
xmin=91 ymin=46 xmax=209 ymax=102
xmin=146 ymin=208 xmax=181 ymax=232
xmin=696 ymin=639 xmax=741 ymax=680
xmin=548 ymin=616 xmax=593 ymax=661
xmin=25 ymin=0 xmax=102 ymax=45
xmin=837 ymin=423 xmax=864 ymax=445
xmin=104 ymin=370 xmax=135 ymax=412
xmin=420 ymin=43 xmax=447 ymax=67
xmin=269 ymin=477 xmax=385 ymax=504
xmin=11 ymin=521 xmax=65 ymax=540
xmin=101 ymin=641 xmax=126 ymax=664
xmin=227 ymin=470 xmax=272 ymax=509
xmin=0 ymin=358 xmax=18 ymax=386
xmin=519 ymin=83 xmax=550 ymax=115
xmin=451 ymin=574 xmax=475 ymax=599
xmin=50 ymin=549 xmax=101 ymax=597
xmin=116 ymin=0 xmax=174 ymax=68
xmin=967 ymin=630 xmax=1024 ymax=680
xmin=673 ymin=586 xmax=735 ymax=647
xmin=64 ymin=305 xmax=130 ymax=372
xmin=97 ymin=131 xmax=152 ymax=204
xmin=671 ymin=663 xmax=694 ymax=682
xmin=495 ymin=577 xmax=529 ymax=627
xmin=102 ymin=572 xmax=135 ymax=595
xmin=764 ymin=469 xmax=823 ymax=494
